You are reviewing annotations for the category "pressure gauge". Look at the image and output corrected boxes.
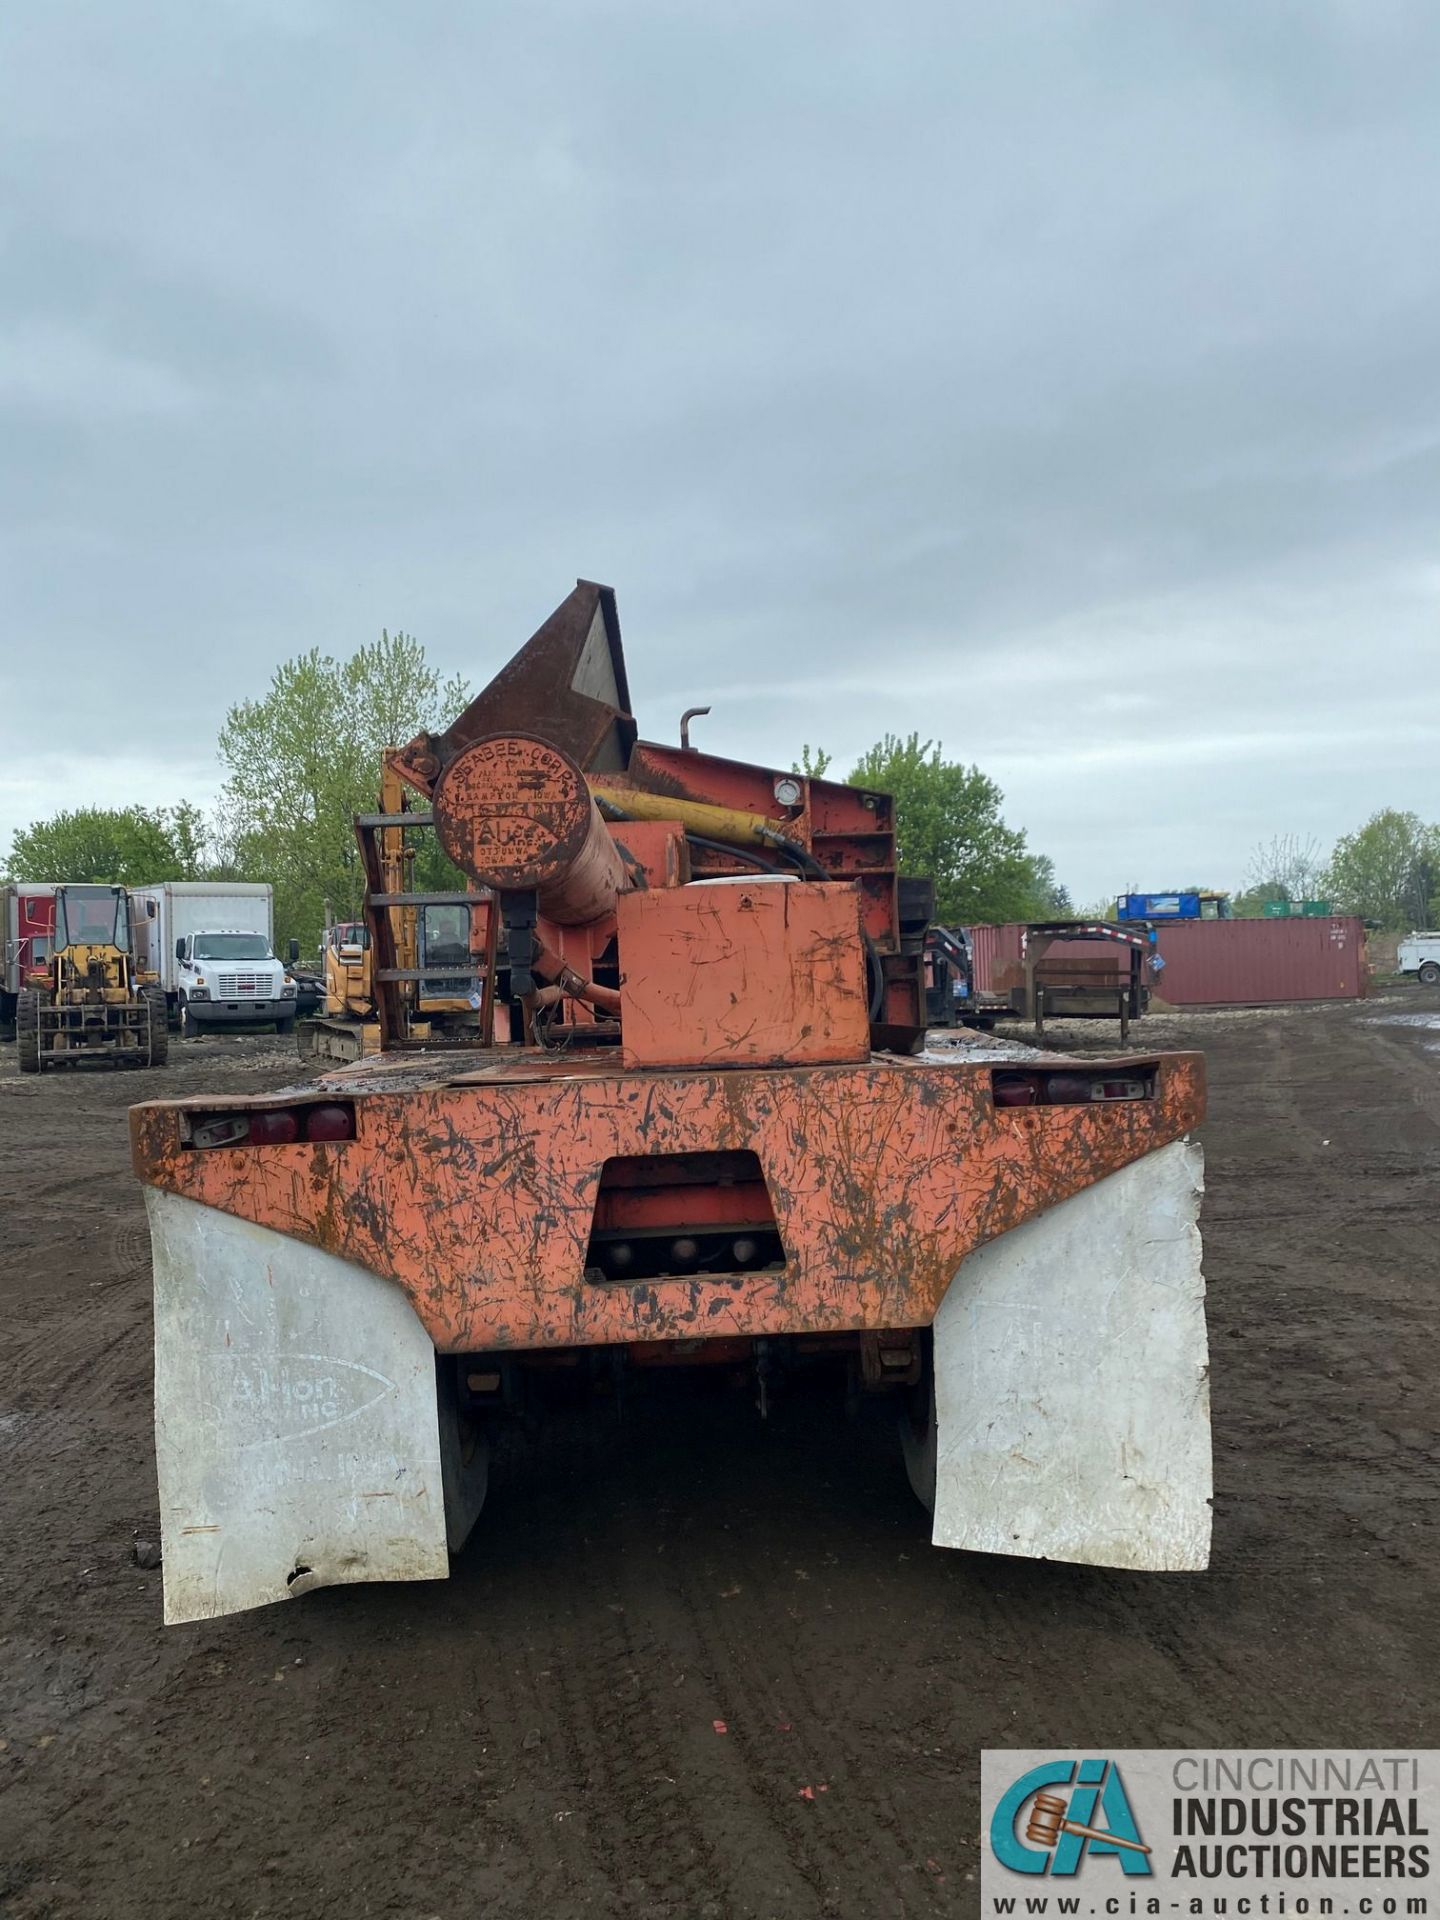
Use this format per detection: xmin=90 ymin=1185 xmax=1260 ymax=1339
xmin=773 ymin=776 xmax=802 ymax=808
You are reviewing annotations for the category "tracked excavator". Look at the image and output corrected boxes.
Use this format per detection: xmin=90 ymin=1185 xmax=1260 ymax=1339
xmin=132 ymin=582 xmax=1211 ymax=1623
xmin=297 ymin=758 xmax=498 ymax=1063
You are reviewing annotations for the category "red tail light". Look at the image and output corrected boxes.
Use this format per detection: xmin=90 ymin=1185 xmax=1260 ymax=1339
xmin=992 ymin=1070 xmax=1155 ymax=1109
xmin=186 ymin=1102 xmax=357 ymax=1149
xmin=993 ymin=1073 xmax=1042 ymax=1107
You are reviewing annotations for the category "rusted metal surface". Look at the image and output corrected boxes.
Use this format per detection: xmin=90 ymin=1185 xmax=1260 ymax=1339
xmin=393 ymin=580 xmax=635 ymax=792
xmin=1152 ymin=915 xmax=1369 ymax=1006
xmin=131 ymin=1049 xmax=1203 ymax=1355
xmin=617 ymin=881 xmax=870 ymax=1069
xmin=434 ymin=733 xmax=632 ymax=925
xmin=378 ymin=580 xmax=929 ymax=1045
xmin=608 ymin=819 xmax=688 ymax=891
xmin=615 ymin=742 xmax=923 ymax=1033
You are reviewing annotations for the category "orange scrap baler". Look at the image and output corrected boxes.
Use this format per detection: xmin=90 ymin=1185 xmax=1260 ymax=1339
xmin=133 ymin=583 xmax=1212 ymax=1623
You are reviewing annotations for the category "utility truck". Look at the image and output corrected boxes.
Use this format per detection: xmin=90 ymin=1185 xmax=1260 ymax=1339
xmin=1398 ymin=933 xmax=1440 ymax=987
xmin=130 ymin=882 xmax=298 ymax=1033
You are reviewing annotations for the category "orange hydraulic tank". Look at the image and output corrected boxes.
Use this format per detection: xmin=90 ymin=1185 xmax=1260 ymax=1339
xmin=616 ymin=879 xmax=871 ymax=1069
xmin=433 ymin=732 xmax=631 ymax=925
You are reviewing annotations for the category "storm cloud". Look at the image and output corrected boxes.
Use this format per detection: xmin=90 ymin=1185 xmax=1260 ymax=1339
xmin=3 ymin=0 xmax=1437 ymax=902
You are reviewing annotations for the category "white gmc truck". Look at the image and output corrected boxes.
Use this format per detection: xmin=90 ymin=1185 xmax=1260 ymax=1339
xmin=1398 ymin=934 xmax=1440 ymax=987
xmin=131 ymin=882 xmax=299 ymax=1033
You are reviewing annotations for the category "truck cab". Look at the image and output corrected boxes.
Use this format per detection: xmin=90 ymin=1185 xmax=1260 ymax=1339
xmin=175 ymin=930 xmax=297 ymax=1034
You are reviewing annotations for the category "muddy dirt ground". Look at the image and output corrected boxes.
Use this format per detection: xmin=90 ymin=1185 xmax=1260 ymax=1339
xmin=0 ymin=995 xmax=1436 ymax=1918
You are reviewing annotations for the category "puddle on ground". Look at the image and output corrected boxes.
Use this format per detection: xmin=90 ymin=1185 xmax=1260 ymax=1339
xmin=1363 ymin=1012 xmax=1440 ymax=1032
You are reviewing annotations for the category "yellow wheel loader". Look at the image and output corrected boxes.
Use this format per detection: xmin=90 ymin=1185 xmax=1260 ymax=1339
xmin=17 ymin=883 xmax=168 ymax=1072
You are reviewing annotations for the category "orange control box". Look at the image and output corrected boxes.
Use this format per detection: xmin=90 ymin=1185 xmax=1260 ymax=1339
xmin=616 ymin=879 xmax=870 ymax=1069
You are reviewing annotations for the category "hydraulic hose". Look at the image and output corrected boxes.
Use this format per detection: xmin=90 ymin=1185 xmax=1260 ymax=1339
xmin=530 ymin=939 xmax=622 ymax=1015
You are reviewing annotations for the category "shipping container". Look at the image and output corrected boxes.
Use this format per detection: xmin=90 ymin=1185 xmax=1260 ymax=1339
xmin=965 ymin=922 xmax=1022 ymax=996
xmin=1151 ymin=916 xmax=1368 ymax=1007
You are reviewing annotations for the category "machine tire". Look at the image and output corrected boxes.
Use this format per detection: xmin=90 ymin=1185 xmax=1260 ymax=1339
xmin=1419 ymin=962 xmax=1440 ymax=988
xmin=898 ymin=1365 xmax=937 ymax=1515
xmin=16 ymin=989 xmax=44 ymax=1074
xmin=179 ymin=994 xmax=206 ymax=1037
xmin=275 ymin=1013 xmax=296 ymax=1035
xmin=143 ymin=987 xmax=169 ymax=1067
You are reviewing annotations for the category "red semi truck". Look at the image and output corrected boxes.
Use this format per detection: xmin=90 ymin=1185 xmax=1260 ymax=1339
xmin=1 ymin=884 xmax=59 ymax=1040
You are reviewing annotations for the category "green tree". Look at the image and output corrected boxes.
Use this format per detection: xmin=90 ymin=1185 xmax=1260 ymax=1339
xmin=1020 ymin=853 xmax=1073 ymax=919
xmin=847 ymin=733 xmax=1051 ymax=925
xmin=217 ymin=631 xmax=468 ymax=949
xmin=792 ymin=745 xmax=833 ymax=778
xmin=1324 ymin=809 xmax=1440 ymax=930
xmin=4 ymin=804 xmax=207 ymax=885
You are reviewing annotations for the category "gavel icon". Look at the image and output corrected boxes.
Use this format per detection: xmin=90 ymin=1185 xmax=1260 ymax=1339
xmin=1025 ymin=1792 xmax=1152 ymax=1857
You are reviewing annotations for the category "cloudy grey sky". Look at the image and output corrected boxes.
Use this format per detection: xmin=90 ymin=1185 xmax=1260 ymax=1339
xmin=3 ymin=0 xmax=1437 ymax=905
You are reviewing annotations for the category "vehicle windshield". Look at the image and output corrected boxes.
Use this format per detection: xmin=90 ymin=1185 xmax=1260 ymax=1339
xmin=193 ymin=934 xmax=274 ymax=961
xmin=56 ymin=885 xmax=129 ymax=952
xmin=421 ymin=904 xmax=472 ymax=965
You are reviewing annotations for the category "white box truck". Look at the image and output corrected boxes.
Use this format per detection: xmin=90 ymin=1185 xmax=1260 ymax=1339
xmin=130 ymin=883 xmax=299 ymax=1034
xmin=1398 ymin=933 xmax=1440 ymax=987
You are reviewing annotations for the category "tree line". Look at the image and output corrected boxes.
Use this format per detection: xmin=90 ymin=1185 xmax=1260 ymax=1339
xmin=2 ymin=633 xmax=1070 ymax=945
xmin=1231 ymin=821 xmax=1440 ymax=930
xmin=4 ymin=632 xmax=467 ymax=952
xmin=795 ymin=738 xmax=1069 ymax=925
xmin=1083 ymin=818 xmax=1438 ymax=932
xmin=4 ymin=626 xmax=1433 ymax=940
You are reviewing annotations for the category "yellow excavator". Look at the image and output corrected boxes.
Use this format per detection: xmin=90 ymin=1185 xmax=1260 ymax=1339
xmin=17 ymin=882 xmax=168 ymax=1072
xmin=297 ymin=755 xmax=499 ymax=1062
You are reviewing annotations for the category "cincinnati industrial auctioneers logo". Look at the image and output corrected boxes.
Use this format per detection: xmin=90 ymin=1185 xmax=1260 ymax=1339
xmin=990 ymin=1759 xmax=1152 ymax=1878
xmin=982 ymin=1750 xmax=1438 ymax=1914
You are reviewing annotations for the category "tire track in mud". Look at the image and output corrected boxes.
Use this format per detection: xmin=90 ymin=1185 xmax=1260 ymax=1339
xmin=525 ymin=1584 xmax=727 ymax=1913
xmin=669 ymin=1573 xmax=922 ymax=1916
xmin=447 ymin=1403 xmax=953 ymax=1918
xmin=4 ymin=1012 xmax=1440 ymax=1917
xmin=470 ymin=1414 xmax=735 ymax=1915
xmin=568 ymin=1408 xmax=956 ymax=1918
xmin=3 ymin=1267 xmax=152 ymax=1417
